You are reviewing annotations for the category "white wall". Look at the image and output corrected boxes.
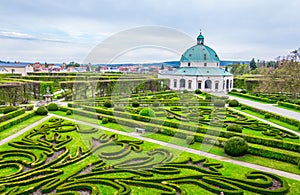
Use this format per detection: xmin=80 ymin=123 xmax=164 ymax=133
xmin=158 ymin=73 xmax=233 ymax=92
xmin=180 ymin=61 xmax=219 ymax=68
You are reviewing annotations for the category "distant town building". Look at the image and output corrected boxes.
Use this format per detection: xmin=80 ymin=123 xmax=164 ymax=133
xmin=0 ymin=62 xmax=34 ymax=76
xmin=159 ymin=32 xmax=233 ymax=92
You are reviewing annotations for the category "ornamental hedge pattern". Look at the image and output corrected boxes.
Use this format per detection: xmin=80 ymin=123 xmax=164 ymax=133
xmin=0 ymin=117 xmax=290 ymax=194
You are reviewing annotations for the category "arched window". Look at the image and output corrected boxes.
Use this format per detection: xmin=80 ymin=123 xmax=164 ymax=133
xmin=188 ymin=62 xmax=191 ymax=67
xmin=180 ymin=79 xmax=185 ymax=88
xmin=215 ymin=81 xmax=219 ymax=90
xmin=173 ymin=79 xmax=177 ymax=88
xmin=205 ymin=80 xmax=212 ymax=89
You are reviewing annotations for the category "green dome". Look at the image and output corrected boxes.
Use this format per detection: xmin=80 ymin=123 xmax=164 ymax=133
xmin=180 ymin=44 xmax=220 ymax=62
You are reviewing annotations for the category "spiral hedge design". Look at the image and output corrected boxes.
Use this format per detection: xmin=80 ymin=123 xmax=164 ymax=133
xmin=0 ymin=117 xmax=290 ymax=194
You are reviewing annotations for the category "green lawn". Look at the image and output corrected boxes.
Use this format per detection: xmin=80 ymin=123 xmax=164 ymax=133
xmin=0 ymin=115 xmax=45 ymax=140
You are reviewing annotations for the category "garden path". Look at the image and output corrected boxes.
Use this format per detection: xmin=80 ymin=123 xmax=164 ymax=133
xmin=49 ymin=113 xmax=300 ymax=181
xmin=228 ymin=95 xmax=300 ymax=120
xmin=228 ymin=107 xmax=300 ymax=136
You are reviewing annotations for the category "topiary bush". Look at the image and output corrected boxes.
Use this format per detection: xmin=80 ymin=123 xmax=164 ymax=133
xmin=66 ymin=110 xmax=72 ymax=115
xmin=47 ymin=103 xmax=58 ymax=111
xmin=36 ymin=106 xmax=48 ymax=115
xmin=194 ymin=89 xmax=202 ymax=94
xmin=240 ymin=89 xmax=247 ymax=94
xmin=139 ymin=108 xmax=156 ymax=117
xmin=132 ymin=101 xmax=140 ymax=108
xmin=227 ymin=124 xmax=243 ymax=133
xmin=224 ymin=137 xmax=248 ymax=157
xmin=264 ymin=113 xmax=271 ymax=119
xmin=3 ymin=106 xmax=17 ymax=114
xmin=103 ymin=100 xmax=113 ymax=108
xmin=102 ymin=117 xmax=109 ymax=124
xmin=228 ymin=99 xmax=239 ymax=107
xmin=214 ymin=100 xmax=225 ymax=107
xmin=241 ymin=105 xmax=246 ymax=110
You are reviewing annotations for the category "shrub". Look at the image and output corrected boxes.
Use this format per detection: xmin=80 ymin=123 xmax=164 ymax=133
xmin=47 ymin=103 xmax=58 ymax=111
xmin=224 ymin=137 xmax=248 ymax=157
xmin=186 ymin=136 xmax=195 ymax=145
xmin=102 ymin=117 xmax=109 ymax=124
xmin=66 ymin=110 xmax=72 ymax=115
xmin=231 ymin=89 xmax=237 ymax=92
xmin=227 ymin=124 xmax=243 ymax=133
xmin=132 ymin=101 xmax=140 ymax=107
xmin=241 ymin=106 xmax=246 ymax=110
xmin=152 ymin=102 xmax=159 ymax=107
xmin=3 ymin=106 xmax=17 ymax=114
xmin=264 ymin=113 xmax=271 ymax=119
xmin=103 ymin=100 xmax=113 ymax=108
xmin=228 ymin=99 xmax=239 ymax=107
xmin=195 ymin=89 xmax=202 ymax=94
xmin=36 ymin=106 xmax=48 ymax=115
xmin=240 ymin=89 xmax=247 ymax=94
xmin=139 ymin=108 xmax=156 ymax=117
xmin=214 ymin=100 xmax=225 ymax=107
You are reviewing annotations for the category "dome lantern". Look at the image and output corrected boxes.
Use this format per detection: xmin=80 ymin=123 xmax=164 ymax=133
xmin=197 ymin=32 xmax=204 ymax=45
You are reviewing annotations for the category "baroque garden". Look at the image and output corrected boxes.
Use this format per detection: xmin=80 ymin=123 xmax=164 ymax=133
xmin=0 ymin=70 xmax=300 ymax=194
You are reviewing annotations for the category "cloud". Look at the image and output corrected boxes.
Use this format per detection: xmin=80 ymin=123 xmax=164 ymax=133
xmin=0 ymin=0 xmax=299 ymax=62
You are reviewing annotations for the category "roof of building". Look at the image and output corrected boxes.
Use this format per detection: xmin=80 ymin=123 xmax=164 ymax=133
xmin=0 ymin=62 xmax=31 ymax=67
xmin=159 ymin=67 xmax=232 ymax=76
xmin=180 ymin=33 xmax=220 ymax=63
xmin=180 ymin=44 xmax=220 ymax=62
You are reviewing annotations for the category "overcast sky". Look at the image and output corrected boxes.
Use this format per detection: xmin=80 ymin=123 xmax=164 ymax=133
xmin=0 ymin=0 xmax=299 ymax=63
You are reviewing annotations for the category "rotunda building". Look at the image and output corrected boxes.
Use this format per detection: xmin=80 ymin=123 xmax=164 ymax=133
xmin=159 ymin=32 xmax=233 ymax=92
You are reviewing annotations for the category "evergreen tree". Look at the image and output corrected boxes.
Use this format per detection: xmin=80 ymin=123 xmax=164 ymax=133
xmin=250 ymin=58 xmax=257 ymax=70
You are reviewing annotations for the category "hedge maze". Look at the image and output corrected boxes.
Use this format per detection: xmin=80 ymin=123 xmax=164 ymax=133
xmin=0 ymin=117 xmax=291 ymax=194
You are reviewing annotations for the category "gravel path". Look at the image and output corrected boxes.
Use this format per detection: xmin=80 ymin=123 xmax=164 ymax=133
xmin=228 ymin=107 xmax=300 ymax=136
xmin=228 ymin=95 xmax=300 ymax=120
xmin=50 ymin=113 xmax=300 ymax=181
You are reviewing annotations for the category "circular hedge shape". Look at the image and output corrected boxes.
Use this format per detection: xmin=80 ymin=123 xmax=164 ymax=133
xmin=227 ymin=124 xmax=243 ymax=133
xmin=228 ymin=99 xmax=239 ymax=107
xmin=102 ymin=117 xmax=109 ymax=124
xmin=47 ymin=103 xmax=58 ymax=111
xmin=3 ymin=106 xmax=17 ymax=114
xmin=224 ymin=137 xmax=248 ymax=157
xmin=66 ymin=110 xmax=72 ymax=115
xmin=194 ymin=89 xmax=202 ymax=94
xmin=214 ymin=100 xmax=225 ymax=107
xmin=139 ymin=108 xmax=156 ymax=117
xmin=103 ymin=100 xmax=113 ymax=108
xmin=36 ymin=106 xmax=48 ymax=115
xmin=132 ymin=101 xmax=140 ymax=108
xmin=264 ymin=113 xmax=271 ymax=119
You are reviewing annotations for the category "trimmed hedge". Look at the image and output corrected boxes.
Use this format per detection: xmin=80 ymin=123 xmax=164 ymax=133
xmin=36 ymin=106 xmax=48 ymax=115
xmin=240 ymin=103 xmax=300 ymax=127
xmin=229 ymin=92 xmax=277 ymax=103
xmin=228 ymin=99 xmax=239 ymax=107
xmin=224 ymin=137 xmax=248 ymax=157
xmin=3 ymin=106 xmax=18 ymax=114
xmin=0 ymin=111 xmax=36 ymax=132
xmin=47 ymin=103 xmax=59 ymax=111
xmin=0 ymin=108 xmax=25 ymax=123
xmin=227 ymin=124 xmax=243 ymax=133
xmin=278 ymin=101 xmax=300 ymax=111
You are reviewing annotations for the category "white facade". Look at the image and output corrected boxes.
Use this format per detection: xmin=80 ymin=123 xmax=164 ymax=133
xmin=160 ymin=74 xmax=233 ymax=92
xmin=180 ymin=61 xmax=219 ymax=68
xmin=0 ymin=64 xmax=34 ymax=76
